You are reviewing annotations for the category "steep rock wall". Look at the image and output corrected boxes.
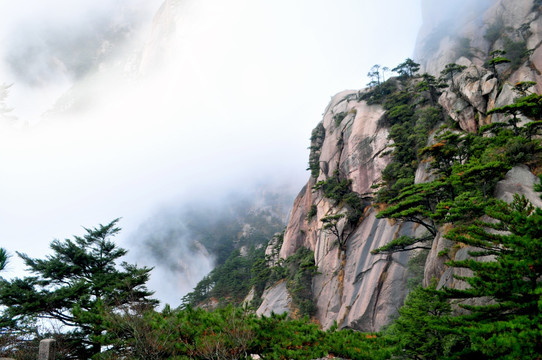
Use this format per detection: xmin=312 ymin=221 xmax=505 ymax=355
xmin=260 ymin=0 xmax=542 ymax=331
xmin=259 ymin=91 xmax=417 ymax=331
xmin=419 ymin=0 xmax=542 ymax=284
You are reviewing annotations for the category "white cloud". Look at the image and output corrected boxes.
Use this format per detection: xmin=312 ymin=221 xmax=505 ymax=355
xmin=0 ymin=0 xmax=422 ymax=305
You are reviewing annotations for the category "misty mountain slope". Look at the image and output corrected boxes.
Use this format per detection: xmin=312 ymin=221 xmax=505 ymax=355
xmin=131 ymin=187 xmax=293 ymax=305
xmin=251 ymin=0 xmax=542 ymax=331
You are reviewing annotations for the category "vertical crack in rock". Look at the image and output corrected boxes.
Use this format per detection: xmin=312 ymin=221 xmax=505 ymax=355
xmin=370 ymin=254 xmax=393 ymax=329
xmin=354 ymin=258 xmax=389 ymax=284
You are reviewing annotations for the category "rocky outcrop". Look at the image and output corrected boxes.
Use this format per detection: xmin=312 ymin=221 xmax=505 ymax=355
xmin=495 ymin=165 xmax=542 ymax=206
xmin=258 ymin=90 xmax=417 ymax=331
xmin=419 ymin=0 xmax=542 ymax=133
xmin=259 ymin=0 xmax=542 ymax=332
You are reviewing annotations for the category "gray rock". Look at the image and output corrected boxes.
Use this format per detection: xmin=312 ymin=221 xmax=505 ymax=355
xmin=495 ymin=165 xmax=542 ymax=207
xmin=423 ymin=231 xmax=454 ymax=287
xmin=256 ymin=280 xmax=291 ymax=317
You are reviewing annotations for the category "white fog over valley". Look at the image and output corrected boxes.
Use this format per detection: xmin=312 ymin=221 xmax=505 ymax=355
xmin=0 ymin=0 xmax=422 ymax=306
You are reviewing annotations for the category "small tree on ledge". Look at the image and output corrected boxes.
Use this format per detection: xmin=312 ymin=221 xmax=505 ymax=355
xmin=321 ymin=213 xmax=348 ymax=251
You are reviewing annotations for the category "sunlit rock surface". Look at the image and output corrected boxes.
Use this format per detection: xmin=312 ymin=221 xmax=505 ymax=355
xmin=256 ymin=280 xmax=291 ymax=317
xmin=257 ymin=90 xmax=417 ymax=331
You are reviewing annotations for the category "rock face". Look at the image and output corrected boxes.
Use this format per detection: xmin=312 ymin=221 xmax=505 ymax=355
xmin=256 ymin=280 xmax=291 ymax=317
xmin=258 ymin=90 xmax=417 ymax=331
xmin=259 ymin=0 xmax=542 ymax=331
xmin=419 ymin=0 xmax=542 ymax=132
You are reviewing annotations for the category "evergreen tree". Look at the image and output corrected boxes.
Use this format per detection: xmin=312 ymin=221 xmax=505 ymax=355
xmin=0 ymin=219 xmax=157 ymax=359
xmin=415 ymin=73 xmax=447 ymax=106
xmin=392 ymin=58 xmax=421 ymax=78
xmin=0 ymin=248 xmax=8 ymax=272
xmin=443 ymin=195 xmax=542 ymax=358
xmin=512 ymin=81 xmax=537 ymax=97
xmin=439 ymin=63 xmax=467 ymax=90
xmin=488 ymin=50 xmax=511 ymax=86
xmin=385 ymin=281 xmax=456 ymax=359
xmin=367 ymin=64 xmax=383 ymax=87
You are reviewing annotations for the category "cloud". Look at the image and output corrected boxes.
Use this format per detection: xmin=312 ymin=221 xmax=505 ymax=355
xmin=0 ymin=0 xmax=423 ymax=304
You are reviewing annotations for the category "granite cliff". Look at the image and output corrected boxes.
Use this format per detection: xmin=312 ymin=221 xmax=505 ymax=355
xmin=257 ymin=0 xmax=542 ymax=331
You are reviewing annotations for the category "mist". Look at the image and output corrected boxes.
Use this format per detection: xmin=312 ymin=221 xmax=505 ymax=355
xmin=0 ymin=0 xmax=422 ymax=306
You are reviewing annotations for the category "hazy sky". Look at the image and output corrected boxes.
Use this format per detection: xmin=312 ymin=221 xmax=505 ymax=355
xmin=0 ymin=0 xmax=422 ymax=305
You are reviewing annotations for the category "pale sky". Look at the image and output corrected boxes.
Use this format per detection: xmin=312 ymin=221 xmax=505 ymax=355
xmin=0 ymin=0 xmax=422 ymax=305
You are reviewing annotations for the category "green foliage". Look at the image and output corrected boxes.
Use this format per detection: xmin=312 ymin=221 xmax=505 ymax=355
xmin=321 ymin=213 xmax=348 ymax=250
xmin=442 ymin=195 xmax=542 ymax=358
xmin=513 ymin=81 xmax=537 ymax=96
xmin=502 ymin=93 xmax=542 ymax=120
xmin=367 ymin=64 xmax=384 ymax=87
xmin=439 ymin=63 xmax=467 ymax=90
xmin=211 ymin=249 xmax=257 ymax=301
xmin=252 ymin=312 xmax=326 ymax=359
xmin=376 ymin=109 xmax=542 ymax=256
xmin=415 ymin=74 xmax=447 ymax=106
xmin=503 ymin=37 xmax=528 ymax=70
xmin=392 ymin=58 xmax=420 ymax=78
xmin=307 ymin=204 xmax=318 ymax=222
xmin=488 ymin=56 xmax=511 ymax=67
xmin=285 ymin=248 xmax=318 ymax=317
xmin=488 ymin=92 xmax=542 ymax=142
xmin=384 ymin=281 xmax=457 ymax=359
xmin=183 ymin=243 xmax=317 ymax=318
xmin=268 ymin=247 xmax=318 ymax=317
xmin=0 ymin=248 xmax=8 ymax=272
xmin=487 ymin=50 xmax=511 ymax=87
xmin=372 ymin=71 xmax=443 ymax=203
xmin=307 ymin=122 xmax=325 ymax=178
xmin=333 ymin=111 xmax=348 ymax=126
xmin=372 ymin=71 xmax=446 ymax=202
xmin=377 ymin=178 xmax=454 ymax=236
xmin=313 ymin=170 xmax=366 ymax=225
xmin=100 ymin=304 xmax=388 ymax=360
xmin=0 ymin=219 xmax=157 ymax=359
xmin=313 ymin=172 xmax=352 ymax=202
xmin=325 ymin=326 xmax=390 ymax=360
xmin=361 ymin=78 xmax=397 ymax=105
xmin=182 ymin=246 xmax=267 ymax=307
xmin=484 ymin=17 xmax=505 ymax=44
xmin=372 ymin=234 xmax=432 ymax=255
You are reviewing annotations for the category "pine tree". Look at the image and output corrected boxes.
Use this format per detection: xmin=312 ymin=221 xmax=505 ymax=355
xmin=0 ymin=219 xmax=157 ymax=359
xmin=443 ymin=195 xmax=542 ymax=358
xmin=392 ymin=58 xmax=421 ymax=78
xmin=385 ymin=281 xmax=456 ymax=359
xmin=0 ymin=248 xmax=8 ymax=272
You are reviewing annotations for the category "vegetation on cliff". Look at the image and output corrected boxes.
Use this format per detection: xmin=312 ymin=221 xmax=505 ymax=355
xmin=3 ymin=15 xmax=542 ymax=357
xmin=371 ymin=49 xmax=542 ymax=358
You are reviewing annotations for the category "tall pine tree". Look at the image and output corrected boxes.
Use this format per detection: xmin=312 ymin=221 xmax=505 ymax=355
xmin=0 ymin=219 xmax=157 ymax=359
